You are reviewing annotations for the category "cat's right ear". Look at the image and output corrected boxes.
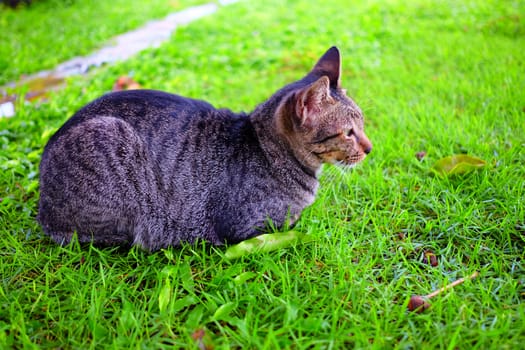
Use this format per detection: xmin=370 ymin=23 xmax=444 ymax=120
xmin=294 ymin=76 xmax=332 ymax=128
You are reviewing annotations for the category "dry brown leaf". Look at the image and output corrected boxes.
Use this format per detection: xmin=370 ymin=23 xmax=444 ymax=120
xmin=113 ymin=76 xmax=141 ymax=91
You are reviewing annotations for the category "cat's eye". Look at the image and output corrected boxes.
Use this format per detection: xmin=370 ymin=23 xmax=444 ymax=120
xmin=311 ymin=134 xmax=340 ymax=144
xmin=345 ymin=129 xmax=355 ymax=137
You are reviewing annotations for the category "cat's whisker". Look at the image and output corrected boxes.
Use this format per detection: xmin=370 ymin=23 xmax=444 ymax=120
xmin=320 ymin=164 xmax=346 ymax=184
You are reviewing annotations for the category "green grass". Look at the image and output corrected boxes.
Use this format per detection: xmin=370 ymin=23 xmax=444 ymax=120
xmin=0 ymin=0 xmax=209 ymax=85
xmin=1 ymin=0 xmax=525 ymax=348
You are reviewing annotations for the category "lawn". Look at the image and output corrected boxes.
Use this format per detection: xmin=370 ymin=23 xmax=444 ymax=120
xmin=0 ymin=0 xmax=209 ymax=85
xmin=1 ymin=0 xmax=524 ymax=348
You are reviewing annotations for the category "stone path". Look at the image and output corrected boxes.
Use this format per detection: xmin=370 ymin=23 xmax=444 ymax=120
xmin=0 ymin=0 xmax=238 ymax=117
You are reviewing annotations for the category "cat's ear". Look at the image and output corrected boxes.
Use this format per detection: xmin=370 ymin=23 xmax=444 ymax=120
xmin=310 ymin=46 xmax=341 ymax=88
xmin=294 ymin=75 xmax=332 ymax=128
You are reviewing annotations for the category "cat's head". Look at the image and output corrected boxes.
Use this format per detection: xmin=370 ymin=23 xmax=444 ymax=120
xmin=276 ymin=46 xmax=372 ymax=171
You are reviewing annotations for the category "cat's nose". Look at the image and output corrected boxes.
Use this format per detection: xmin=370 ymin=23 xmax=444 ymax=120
xmin=358 ymin=132 xmax=372 ymax=155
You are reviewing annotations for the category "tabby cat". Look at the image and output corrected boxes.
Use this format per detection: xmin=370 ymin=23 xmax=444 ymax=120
xmin=37 ymin=46 xmax=372 ymax=251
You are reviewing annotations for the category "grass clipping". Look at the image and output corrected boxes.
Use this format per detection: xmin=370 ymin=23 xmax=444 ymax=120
xmin=224 ymin=231 xmax=313 ymax=260
xmin=431 ymin=154 xmax=486 ymax=177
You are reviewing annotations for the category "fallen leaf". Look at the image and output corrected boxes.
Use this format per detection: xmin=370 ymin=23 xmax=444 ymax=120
xmin=224 ymin=230 xmax=313 ymax=260
xmin=421 ymin=250 xmax=438 ymax=267
xmin=415 ymin=151 xmax=426 ymax=161
xmin=407 ymin=271 xmax=479 ymax=313
xmin=431 ymin=154 xmax=486 ymax=177
xmin=158 ymin=278 xmax=171 ymax=313
xmin=233 ymin=271 xmax=258 ymax=285
xmin=212 ymin=302 xmax=236 ymax=321
xmin=408 ymin=295 xmax=431 ymax=313
xmin=191 ymin=328 xmax=214 ymax=350
xmin=25 ymin=90 xmax=49 ymax=102
xmin=2 ymin=74 xmax=66 ymax=108
xmin=24 ymin=75 xmax=64 ymax=92
xmin=191 ymin=328 xmax=205 ymax=340
xmin=113 ymin=76 xmax=141 ymax=91
xmin=22 ymin=75 xmax=65 ymax=103
xmin=0 ymin=94 xmax=16 ymax=104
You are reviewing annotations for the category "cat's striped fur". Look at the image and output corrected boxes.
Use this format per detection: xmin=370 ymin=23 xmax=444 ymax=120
xmin=38 ymin=46 xmax=372 ymax=250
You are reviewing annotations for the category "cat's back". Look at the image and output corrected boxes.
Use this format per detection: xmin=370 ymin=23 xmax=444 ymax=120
xmin=45 ymin=89 xmax=217 ymax=146
xmin=85 ymin=89 xmax=216 ymax=119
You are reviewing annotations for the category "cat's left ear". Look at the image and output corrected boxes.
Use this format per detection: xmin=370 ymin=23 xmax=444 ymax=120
xmin=310 ymin=46 xmax=341 ymax=88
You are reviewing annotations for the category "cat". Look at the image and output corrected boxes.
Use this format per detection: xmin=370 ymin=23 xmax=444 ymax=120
xmin=37 ymin=46 xmax=372 ymax=251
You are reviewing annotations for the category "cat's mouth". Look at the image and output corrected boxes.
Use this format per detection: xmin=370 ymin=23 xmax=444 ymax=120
xmin=313 ymin=150 xmax=366 ymax=166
